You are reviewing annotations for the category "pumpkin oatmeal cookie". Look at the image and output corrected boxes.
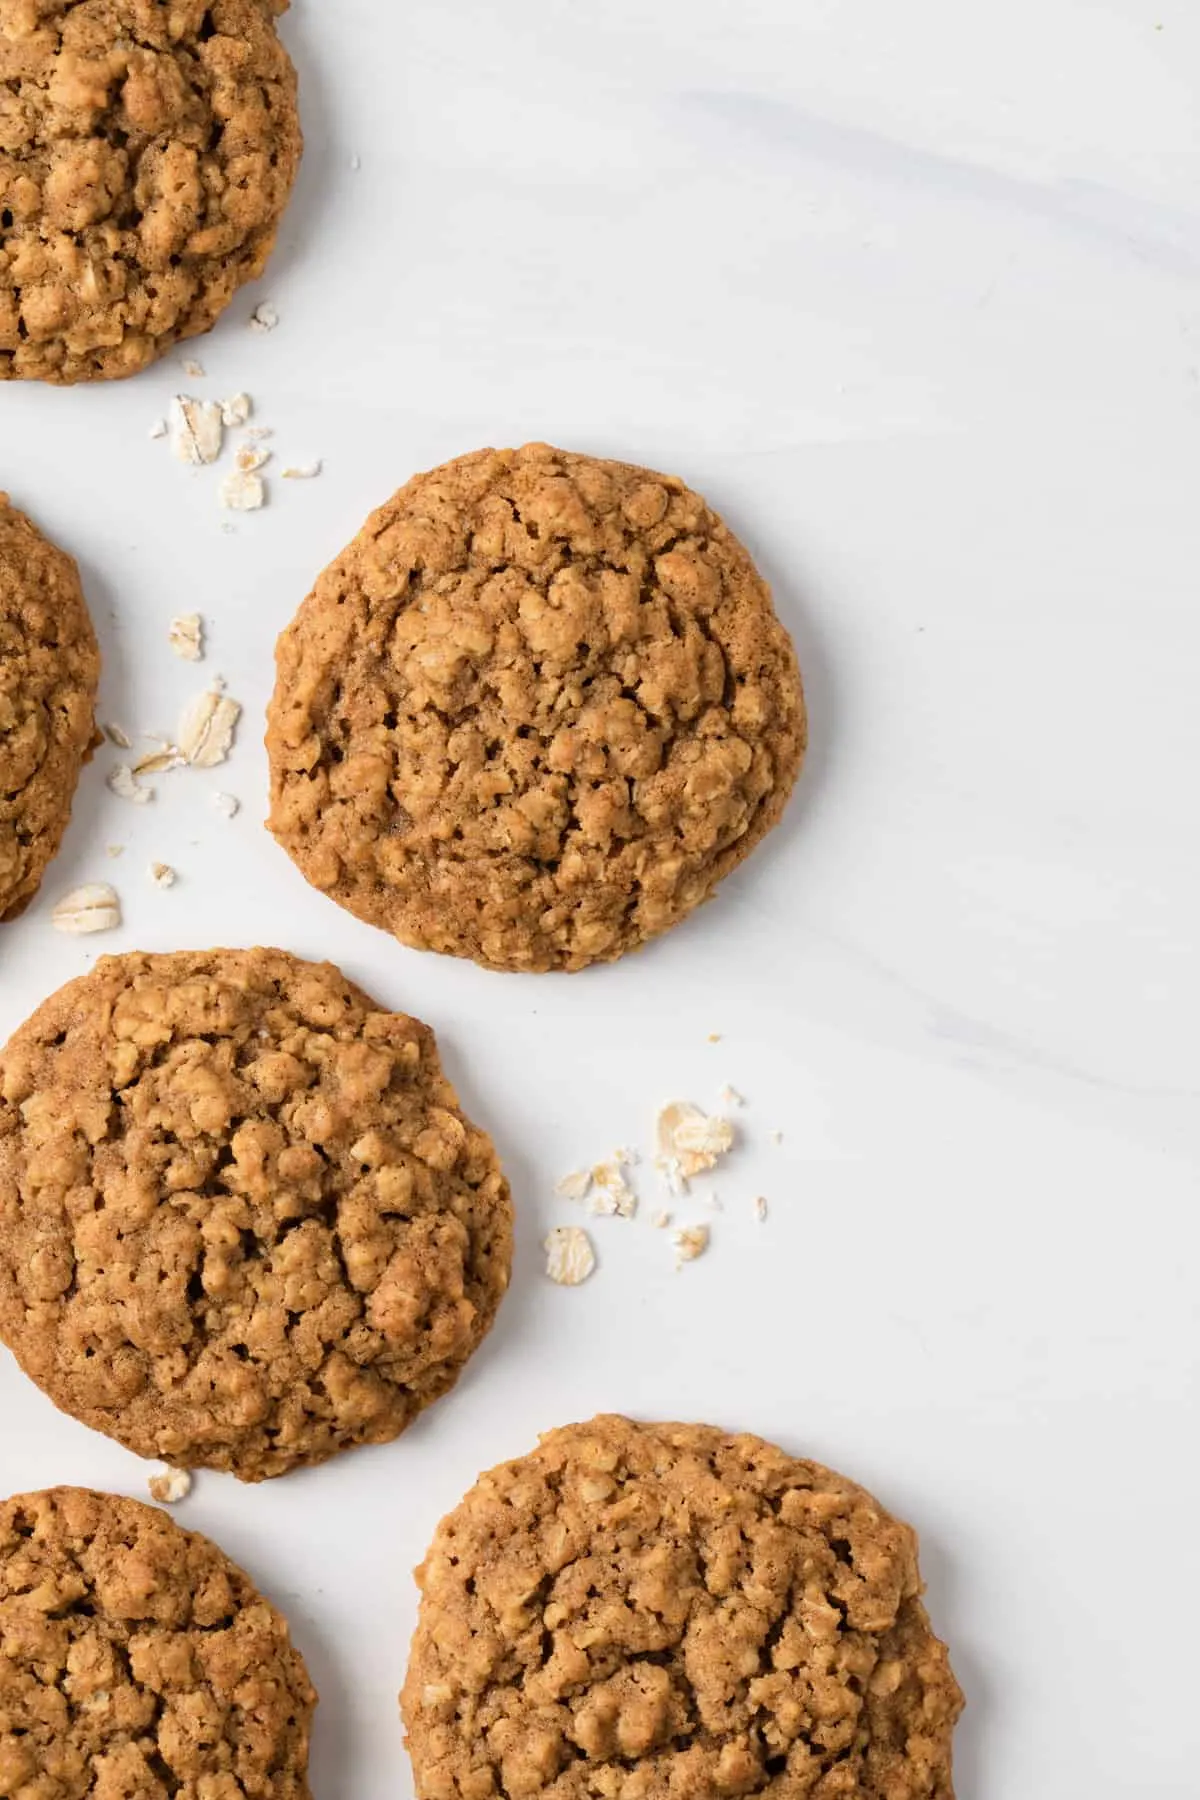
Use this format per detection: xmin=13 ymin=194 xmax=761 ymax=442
xmin=0 ymin=0 xmax=301 ymax=383
xmin=0 ymin=494 xmax=99 ymax=920
xmin=267 ymin=444 xmax=806 ymax=973
xmin=0 ymin=1485 xmax=315 ymax=1796
xmin=0 ymin=949 xmax=513 ymax=1479
xmin=402 ymin=1417 xmax=962 ymax=1799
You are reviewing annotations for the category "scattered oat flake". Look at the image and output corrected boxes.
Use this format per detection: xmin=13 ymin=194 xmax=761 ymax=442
xmin=102 ymin=721 xmax=132 ymax=749
xmin=149 ymin=862 xmax=176 ymax=889
xmin=219 ymin=468 xmax=265 ymax=511
xmin=674 ymin=1224 xmax=710 ymax=1268
xmin=657 ymin=1102 xmax=735 ymax=1182
xmin=133 ymin=739 xmax=183 ymax=777
xmin=282 ymin=461 xmax=322 ymax=480
xmin=613 ymin=1145 xmax=641 ymax=1167
xmin=106 ymin=844 xmax=124 ymax=859
xmin=544 ymin=1226 xmax=596 ymax=1286
xmin=177 ymin=686 xmax=241 ymax=768
xmin=242 ymin=426 xmax=273 ymax=442
xmin=168 ymin=613 xmax=204 ymax=662
xmin=554 ymin=1170 xmax=592 ymax=1201
xmin=235 ymin=442 xmax=271 ymax=474
xmin=181 ymin=357 xmax=205 ymax=379
xmin=591 ymin=1161 xmax=636 ymax=1218
xmin=212 ymin=792 xmax=240 ymax=819
xmin=249 ymin=301 xmax=279 ymax=332
xmin=654 ymin=1154 xmax=687 ymax=1199
xmin=770 ymin=1130 xmax=783 ymax=1147
xmin=707 ymin=1033 xmax=722 ymax=1043
xmin=170 ymin=395 xmax=223 ymax=465
xmin=221 ymin=392 xmax=252 ymax=427
xmin=107 ymin=765 xmax=152 ymax=805
xmin=651 ymin=1210 xmax=673 ymax=1230
xmin=720 ymin=1085 xmax=745 ymax=1107
xmin=52 ymin=883 xmax=121 ymax=935
xmin=149 ymin=418 xmax=168 ymax=440
xmin=754 ymin=1196 xmax=769 ymax=1222
xmin=148 ymin=1466 xmax=192 ymax=1505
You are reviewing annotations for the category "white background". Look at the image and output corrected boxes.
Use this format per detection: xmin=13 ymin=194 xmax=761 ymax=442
xmin=2 ymin=2 xmax=1199 ymax=1794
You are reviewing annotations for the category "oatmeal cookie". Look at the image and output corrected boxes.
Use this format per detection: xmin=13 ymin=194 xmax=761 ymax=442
xmin=0 ymin=1485 xmax=315 ymax=1796
xmin=0 ymin=949 xmax=513 ymax=1480
xmin=267 ymin=444 xmax=806 ymax=973
xmin=0 ymin=494 xmax=99 ymax=921
xmin=402 ymin=1417 xmax=962 ymax=1800
xmin=0 ymin=0 xmax=301 ymax=383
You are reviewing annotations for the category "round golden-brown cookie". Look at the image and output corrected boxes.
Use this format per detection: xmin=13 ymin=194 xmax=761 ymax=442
xmin=0 ymin=1485 xmax=315 ymax=1796
xmin=0 ymin=0 xmax=301 ymax=384
xmin=0 ymin=949 xmax=513 ymax=1480
xmin=402 ymin=1417 xmax=963 ymax=1800
xmin=0 ymin=494 xmax=99 ymax=920
xmin=267 ymin=444 xmax=806 ymax=974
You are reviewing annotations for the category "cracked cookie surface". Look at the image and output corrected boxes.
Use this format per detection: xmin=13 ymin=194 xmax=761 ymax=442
xmin=0 ymin=494 xmax=99 ymax=920
xmin=0 ymin=1485 xmax=315 ymax=1796
xmin=0 ymin=949 xmax=513 ymax=1480
xmin=267 ymin=445 xmax=806 ymax=973
xmin=0 ymin=0 xmax=300 ymax=383
xmin=402 ymin=1417 xmax=962 ymax=1800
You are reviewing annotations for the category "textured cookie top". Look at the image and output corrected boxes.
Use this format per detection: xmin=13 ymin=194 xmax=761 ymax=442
xmin=0 ymin=949 xmax=513 ymax=1480
xmin=402 ymin=1417 xmax=962 ymax=1800
xmin=0 ymin=494 xmax=99 ymax=920
xmin=0 ymin=0 xmax=300 ymax=383
xmin=267 ymin=445 xmax=806 ymax=973
xmin=0 ymin=1485 xmax=315 ymax=1797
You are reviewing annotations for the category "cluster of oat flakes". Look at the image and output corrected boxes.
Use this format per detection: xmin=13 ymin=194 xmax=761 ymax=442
xmin=149 ymin=308 xmax=321 ymax=512
xmin=544 ymin=1076 xmax=778 ymax=1286
xmin=51 ymin=612 xmax=243 ymax=936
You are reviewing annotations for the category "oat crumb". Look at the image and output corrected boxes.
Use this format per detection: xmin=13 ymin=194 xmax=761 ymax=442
xmin=249 ymin=301 xmax=279 ymax=333
xmin=674 ymin=1224 xmax=710 ymax=1268
xmin=212 ymin=792 xmax=241 ymax=819
xmin=102 ymin=722 xmax=132 ymax=750
xmin=221 ymin=393 xmax=252 ymax=427
xmin=651 ymin=1210 xmax=673 ymax=1230
xmin=148 ymin=1466 xmax=192 ymax=1505
xmin=148 ymin=418 xmax=168 ymax=440
xmin=590 ymin=1161 xmax=637 ymax=1219
xmin=707 ymin=1033 xmax=722 ymax=1043
xmin=181 ymin=357 xmax=205 ymax=379
xmin=168 ymin=613 xmax=204 ymax=662
xmin=235 ymin=442 xmax=271 ymax=474
xmin=219 ymin=468 xmax=266 ymax=511
xmin=720 ymin=1085 xmax=745 ymax=1107
xmin=754 ymin=1196 xmax=769 ymax=1222
xmin=132 ymin=739 xmax=182 ymax=777
xmin=770 ymin=1130 xmax=784 ymax=1147
xmin=656 ymin=1101 xmax=735 ymax=1182
xmin=554 ymin=1170 xmax=592 ymax=1201
xmin=149 ymin=862 xmax=176 ymax=890
xmin=282 ymin=461 xmax=322 ymax=480
xmin=106 ymin=844 xmax=125 ymax=859
xmin=107 ymin=765 xmax=152 ymax=806
xmin=52 ymin=883 xmax=121 ymax=935
xmin=544 ymin=1226 xmax=596 ymax=1287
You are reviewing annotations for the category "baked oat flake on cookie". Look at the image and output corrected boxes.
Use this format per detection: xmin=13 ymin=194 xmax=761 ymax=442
xmin=267 ymin=444 xmax=806 ymax=973
xmin=0 ymin=0 xmax=301 ymax=383
xmin=0 ymin=494 xmax=100 ymax=921
xmin=0 ymin=1485 xmax=315 ymax=1796
xmin=0 ymin=949 xmax=513 ymax=1479
xmin=402 ymin=1417 xmax=962 ymax=1800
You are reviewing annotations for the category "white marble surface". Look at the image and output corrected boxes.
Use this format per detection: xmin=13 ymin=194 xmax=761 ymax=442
xmin=2 ymin=2 xmax=1199 ymax=1793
